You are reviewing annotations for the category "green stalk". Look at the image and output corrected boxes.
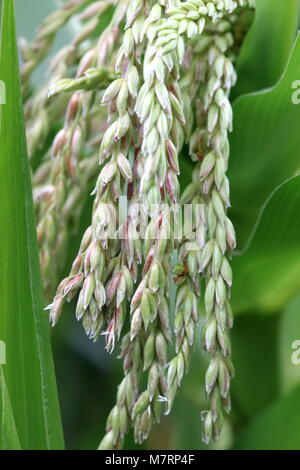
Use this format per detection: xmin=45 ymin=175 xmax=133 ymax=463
xmin=0 ymin=0 xmax=64 ymax=449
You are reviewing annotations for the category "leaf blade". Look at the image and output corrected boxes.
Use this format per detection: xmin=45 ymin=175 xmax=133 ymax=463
xmin=233 ymin=0 xmax=300 ymax=98
xmin=232 ymin=176 xmax=300 ymax=314
xmin=0 ymin=0 xmax=64 ymax=449
xmin=229 ymin=34 xmax=300 ymax=246
xmin=0 ymin=367 xmax=21 ymax=450
xmin=233 ymin=384 xmax=300 ymax=450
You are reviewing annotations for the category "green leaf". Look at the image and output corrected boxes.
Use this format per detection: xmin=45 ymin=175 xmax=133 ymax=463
xmin=233 ymin=384 xmax=300 ymax=450
xmin=278 ymin=293 xmax=300 ymax=394
xmin=0 ymin=0 xmax=64 ymax=449
xmin=233 ymin=0 xmax=300 ymax=98
xmin=229 ymin=34 xmax=300 ymax=246
xmin=232 ymin=176 xmax=300 ymax=314
xmin=0 ymin=367 xmax=21 ymax=450
xmin=231 ymin=315 xmax=279 ymax=418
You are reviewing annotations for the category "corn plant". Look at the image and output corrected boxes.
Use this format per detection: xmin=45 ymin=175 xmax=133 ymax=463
xmin=2 ymin=0 xmax=300 ymax=451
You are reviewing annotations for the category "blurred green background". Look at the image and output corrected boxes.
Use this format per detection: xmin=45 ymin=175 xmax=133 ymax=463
xmin=14 ymin=0 xmax=300 ymax=450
